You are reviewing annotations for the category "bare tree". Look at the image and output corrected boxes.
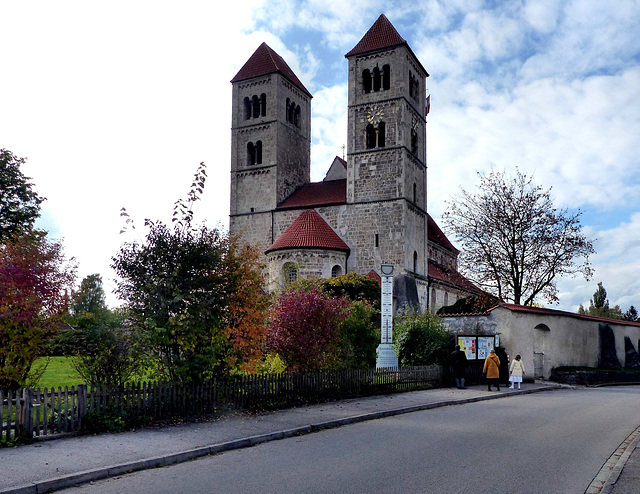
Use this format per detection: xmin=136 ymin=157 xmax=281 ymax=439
xmin=443 ymin=169 xmax=595 ymax=306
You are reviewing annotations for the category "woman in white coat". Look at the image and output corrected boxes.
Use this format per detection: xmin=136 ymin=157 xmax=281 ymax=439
xmin=509 ymin=354 xmax=525 ymax=389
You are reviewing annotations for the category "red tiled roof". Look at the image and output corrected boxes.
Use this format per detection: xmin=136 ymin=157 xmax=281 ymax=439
xmin=428 ymin=215 xmax=458 ymax=253
xmin=277 ymin=179 xmax=347 ymax=210
xmin=428 ymin=260 xmax=480 ymax=293
xmin=345 ymin=14 xmax=407 ymax=57
xmin=496 ymin=303 xmax=640 ymax=327
xmin=231 ymin=42 xmax=312 ymax=98
xmin=265 ymin=210 xmax=350 ymax=253
xmin=367 ymin=269 xmax=382 ymax=286
xmin=344 ymin=14 xmax=430 ymax=77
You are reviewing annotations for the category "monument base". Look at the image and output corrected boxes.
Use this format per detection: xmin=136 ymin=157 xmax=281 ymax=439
xmin=376 ymin=343 xmax=398 ymax=369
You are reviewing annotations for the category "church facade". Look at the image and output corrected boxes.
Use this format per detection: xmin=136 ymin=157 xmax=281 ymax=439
xmin=229 ymin=15 xmax=479 ymax=312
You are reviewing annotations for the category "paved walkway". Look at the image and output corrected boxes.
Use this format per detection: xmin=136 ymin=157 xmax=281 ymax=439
xmin=0 ymin=383 xmax=637 ymax=494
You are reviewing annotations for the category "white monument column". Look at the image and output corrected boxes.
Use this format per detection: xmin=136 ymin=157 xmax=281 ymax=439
xmin=376 ymin=264 xmax=398 ymax=368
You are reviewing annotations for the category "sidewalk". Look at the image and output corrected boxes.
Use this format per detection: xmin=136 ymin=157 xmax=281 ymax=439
xmin=0 ymin=382 xmax=636 ymax=494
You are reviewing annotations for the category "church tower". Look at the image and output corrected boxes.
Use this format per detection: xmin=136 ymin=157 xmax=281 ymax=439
xmin=229 ymin=43 xmax=312 ymax=252
xmin=343 ymin=15 xmax=430 ymax=282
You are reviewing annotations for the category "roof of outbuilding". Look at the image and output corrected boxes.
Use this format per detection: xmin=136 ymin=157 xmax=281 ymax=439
xmin=231 ymin=42 xmax=312 ymax=98
xmin=265 ymin=209 xmax=350 ymax=253
xmin=496 ymin=303 xmax=640 ymax=327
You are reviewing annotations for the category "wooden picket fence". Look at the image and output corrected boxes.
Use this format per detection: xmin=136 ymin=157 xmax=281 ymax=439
xmin=1 ymin=365 xmax=444 ymax=442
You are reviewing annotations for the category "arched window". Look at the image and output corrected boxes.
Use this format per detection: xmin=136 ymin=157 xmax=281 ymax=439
xmin=255 ymin=140 xmax=262 ymax=165
xmin=252 ymin=95 xmax=260 ymax=118
xmin=444 ymin=292 xmax=449 ymax=306
xmin=413 ymin=183 xmax=417 ymax=203
xmin=260 ymin=93 xmax=266 ymax=117
xmin=294 ymin=105 xmax=301 ymax=128
xmin=382 ymin=64 xmax=390 ymax=90
xmin=331 ymin=265 xmax=342 ymax=277
xmin=243 ymin=97 xmax=251 ymax=120
xmin=284 ymin=263 xmax=298 ymax=284
xmin=288 ymin=101 xmax=296 ymax=125
xmin=373 ymin=66 xmax=381 ymax=92
xmin=366 ymin=124 xmax=376 ymax=149
xmin=411 ymin=128 xmax=418 ymax=155
xmin=362 ymin=69 xmax=372 ymax=93
xmin=413 ymin=251 xmax=418 ymax=273
xmin=247 ymin=142 xmax=255 ymax=166
xmin=286 ymin=98 xmax=291 ymax=123
xmin=378 ymin=122 xmax=385 ymax=147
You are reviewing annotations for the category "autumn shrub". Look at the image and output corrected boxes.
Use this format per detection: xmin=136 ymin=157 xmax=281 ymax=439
xmin=267 ymin=287 xmax=350 ymax=371
xmin=0 ymin=230 xmax=76 ymax=390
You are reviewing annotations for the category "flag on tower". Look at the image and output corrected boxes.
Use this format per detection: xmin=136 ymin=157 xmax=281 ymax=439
xmin=425 ymin=95 xmax=431 ymax=116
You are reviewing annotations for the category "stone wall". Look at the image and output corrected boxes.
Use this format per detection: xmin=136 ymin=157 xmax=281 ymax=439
xmin=442 ymin=307 xmax=640 ymax=379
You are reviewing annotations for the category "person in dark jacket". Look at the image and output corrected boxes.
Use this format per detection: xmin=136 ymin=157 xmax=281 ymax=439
xmin=451 ymin=345 xmax=468 ymax=389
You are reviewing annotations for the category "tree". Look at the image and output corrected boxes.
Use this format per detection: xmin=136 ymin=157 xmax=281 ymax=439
xmin=67 ymin=274 xmax=148 ymax=388
xmin=0 ymin=230 xmax=76 ymax=389
xmin=443 ymin=169 xmax=594 ymax=305
xmin=222 ymin=242 xmax=270 ymax=372
xmin=112 ymin=163 xmax=268 ymax=382
xmin=71 ymin=273 xmax=107 ymax=316
xmin=0 ymin=149 xmax=45 ymax=244
xmin=267 ymin=287 xmax=351 ymax=371
xmin=579 ymin=282 xmax=624 ymax=320
xmin=624 ymin=306 xmax=638 ymax=322
xmin=394 ymin=311 xmax=454 ymax=366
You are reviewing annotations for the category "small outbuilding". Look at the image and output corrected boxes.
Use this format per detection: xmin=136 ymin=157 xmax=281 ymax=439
xmin=442 ymin=303 xmax=640 ymax=380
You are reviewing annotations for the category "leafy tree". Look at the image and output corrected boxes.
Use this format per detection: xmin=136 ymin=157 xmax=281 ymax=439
xmin=443 ymin=169 xmax=594 ymax=305
xmin=66 ymin=274 xmax=148 ymax=388
xmin=338 ymin=300 xmax=379 ymax=368
xmin=113 ymin=163 xmax=268 ymax=382
xmin=267 ymin=287 xmax=350 ymax=371
xmin=321 ymin=273 xmax=381 ymax=310
xmin=580 ymin=282 xmax=624 ymax=320
xmin=0 ymin=149 xmax=45 ymax=244
xmin=71 ymin=273 xmax=107 ymax=316
xmin=223 ymin=242 xmax=270 ymax=372
xmin=0 ymin=230 xmax=76 ymax=389
xmin=624 ymin=306 xmax=638 ymax=322
xmin=394 ymin=311 xmax=454 ymax=366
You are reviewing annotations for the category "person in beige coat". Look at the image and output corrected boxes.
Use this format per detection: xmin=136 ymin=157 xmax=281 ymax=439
xmin=483 ymin=348 xmax=501 ymax=391
xmin=509 ymin=354 xmax=526 ymax=389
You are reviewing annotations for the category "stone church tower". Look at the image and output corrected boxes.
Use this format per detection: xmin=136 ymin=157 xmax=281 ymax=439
xmin=229 ymin=43 xmax=312 ymax=254
xmin=229 ymin=15 xmax=481 ymax=312
xmin=342 ymin=15 xmax=429 ymax=281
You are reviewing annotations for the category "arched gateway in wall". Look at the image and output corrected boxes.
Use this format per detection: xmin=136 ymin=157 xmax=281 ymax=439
xmin=533 ymin=323 xmax=551 ymax=379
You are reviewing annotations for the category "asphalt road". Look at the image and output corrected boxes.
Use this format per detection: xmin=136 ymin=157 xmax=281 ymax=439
xmin=60 ymin=386 xmax=640 ymax=494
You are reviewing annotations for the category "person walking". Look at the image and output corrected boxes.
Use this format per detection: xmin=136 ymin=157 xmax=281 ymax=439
xmin=451 ymin=345 xmax=468 ymax=389
xmin=483 ymin=348 xmax=501 ymax=391
xmin=509 ymin=354 xmax=526 ymax=389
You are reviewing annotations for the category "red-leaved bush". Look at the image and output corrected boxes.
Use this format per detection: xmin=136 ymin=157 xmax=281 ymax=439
xmin=267 ymin=287 xmax=350 ymax=371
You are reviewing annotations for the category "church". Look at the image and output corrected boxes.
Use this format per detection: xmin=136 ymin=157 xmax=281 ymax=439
xmin=229 ymin=14 xmax=480 ymax=312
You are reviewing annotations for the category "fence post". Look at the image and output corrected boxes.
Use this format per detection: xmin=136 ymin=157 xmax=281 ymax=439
xmin=77 ymin=384 xmax=87 ymax=430
xmin=18 ymin=388 xmax=33 ymax=441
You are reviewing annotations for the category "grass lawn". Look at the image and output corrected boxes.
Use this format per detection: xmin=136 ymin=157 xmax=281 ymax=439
xmin=33 ymin=356 xmax=84 ymax=390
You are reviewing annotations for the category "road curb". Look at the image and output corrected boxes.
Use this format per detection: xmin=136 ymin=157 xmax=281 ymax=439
xmin=586 ymin=424 xmax=640 ymax=494
xmin=0 ymin=385 xmax=561 ymax=494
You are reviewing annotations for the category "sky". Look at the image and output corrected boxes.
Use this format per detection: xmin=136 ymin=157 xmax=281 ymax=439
xmin=1 ymin=0 xmax=639 ymax=312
